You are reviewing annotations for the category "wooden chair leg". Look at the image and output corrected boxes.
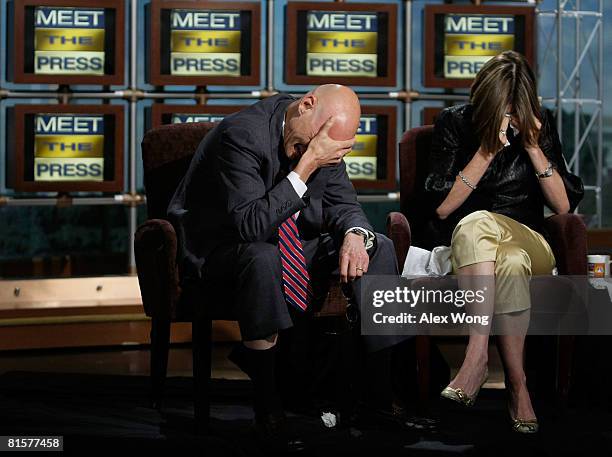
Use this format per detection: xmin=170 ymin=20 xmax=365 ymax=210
xmin=557 ymin=335 xmax=575 ymax=410
xmin=415 ymin=335 xmax=431 ymax=414
xmin=150 ymin=317 xmax=171 ymax=410
xmin=192 ymin=317 xmax=212 ymax=434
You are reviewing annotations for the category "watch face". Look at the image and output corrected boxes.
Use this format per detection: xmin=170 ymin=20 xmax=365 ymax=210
xmin=348 ymin=229 xmax=367 ymax=243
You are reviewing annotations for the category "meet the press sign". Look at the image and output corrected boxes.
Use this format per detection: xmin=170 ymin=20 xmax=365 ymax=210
xmin=33 ymin=114 xmax=104 ymax=182
xmin=34 ymin=7 xmax=106 ymax=75
xmin=443 ymin=14 xmax=515 ymax=79
xmin=306 ymin=11 xmax=378 ymax=77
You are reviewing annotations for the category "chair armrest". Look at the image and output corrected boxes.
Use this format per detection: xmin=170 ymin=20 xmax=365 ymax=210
xmin=543 ymin=213 xmax=587 ymax=275
xmin=134 ymin=219 xmax=181 ymax=319
xmin=386 ymin=211 xmax=412 ymax=268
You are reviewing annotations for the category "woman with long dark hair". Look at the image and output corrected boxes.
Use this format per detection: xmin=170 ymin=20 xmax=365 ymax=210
xmin=425 ymin=50 xmax=584 ymax=433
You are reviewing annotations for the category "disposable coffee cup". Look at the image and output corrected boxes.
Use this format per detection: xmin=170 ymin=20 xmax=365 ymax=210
xmin=588 ymin=254 xmax=611 ymax=278
xmin=588 ymin=254 xmax=611 ymax=290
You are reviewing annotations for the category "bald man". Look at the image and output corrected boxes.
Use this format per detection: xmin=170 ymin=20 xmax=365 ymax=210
xmin=167 ymin=86 xmax=400 ymax=448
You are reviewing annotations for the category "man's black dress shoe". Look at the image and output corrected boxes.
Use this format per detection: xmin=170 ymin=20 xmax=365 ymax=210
xmin=228 ymin=345 xmax=306 ymax=452
xmin=253 ymin=411 xmax=306 ymax=454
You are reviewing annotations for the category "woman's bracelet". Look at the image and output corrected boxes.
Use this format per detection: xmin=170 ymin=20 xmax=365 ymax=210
xmin=458 ymin=170 xmax=477 ymax=190
xmin=535 ymin=161 xmax=554 ymax=179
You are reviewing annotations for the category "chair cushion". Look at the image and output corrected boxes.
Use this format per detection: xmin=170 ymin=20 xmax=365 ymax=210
xmin=141 ymin=122 xmax=216 ymax=220
xmin=399 ymin=126 xmax=436 ymax=249
xmin=544 ymin=214 xmax=588 ymax=275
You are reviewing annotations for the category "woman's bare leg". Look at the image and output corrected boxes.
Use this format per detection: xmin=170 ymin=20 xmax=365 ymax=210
xmin=447 ymin=261 xmax=495 ymax=396
xmin=496 ymin=330 xmax=536 ymax=421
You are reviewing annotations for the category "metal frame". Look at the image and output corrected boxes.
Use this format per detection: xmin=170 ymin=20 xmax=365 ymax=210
xmin=538 ymin=0 xmax=604 ymax=227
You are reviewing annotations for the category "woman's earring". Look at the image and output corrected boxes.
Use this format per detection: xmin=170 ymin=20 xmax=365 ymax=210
xmin=500 ymin=128 xmax=510 ymax=148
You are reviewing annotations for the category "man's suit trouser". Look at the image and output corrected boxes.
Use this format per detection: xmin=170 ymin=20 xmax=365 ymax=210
xmin=201 ymin=232 xmax=408 ymax=351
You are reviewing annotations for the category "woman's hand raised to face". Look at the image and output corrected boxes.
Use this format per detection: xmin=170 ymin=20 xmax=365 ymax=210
xmin=523 ymin=115 xmax=542 ymax=152
xmin=476 ymin=114 xmax=511 ymax=162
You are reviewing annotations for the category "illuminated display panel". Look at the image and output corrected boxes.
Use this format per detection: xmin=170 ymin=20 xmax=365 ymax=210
xmin=347 ymin=106 xmax=397 ymax=190
xmin=6 ymin=105 xmax=124 ymax=192
xmin=424 ymin=5 xmax=535 ymax=88
xmin=285 ymin=2 xmax=397 ymax=87
xmin=149 ymin=0 xmax=261 ymax=86
xmin=10 ymin=0 xmax=125 ymax=85
xmin=149 ymin=104 xmax=245 ymax=128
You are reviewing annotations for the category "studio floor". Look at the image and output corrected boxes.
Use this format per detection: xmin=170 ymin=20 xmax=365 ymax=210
xmin=0 ymin=342 xmax=611 ymax=456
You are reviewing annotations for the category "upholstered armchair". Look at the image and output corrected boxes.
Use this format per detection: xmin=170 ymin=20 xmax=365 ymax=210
xmin=134 ymin=122 xmax=216 ymax=432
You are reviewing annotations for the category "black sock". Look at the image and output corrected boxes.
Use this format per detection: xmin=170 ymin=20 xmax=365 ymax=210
xmin=229 ymin=343 xmax=282 ymax=418
xmin=363 ymin=347 xmax=393 ymax=411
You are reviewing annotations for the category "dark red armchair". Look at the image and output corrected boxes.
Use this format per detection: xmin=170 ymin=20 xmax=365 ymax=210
xmin=387 ymin=125 xmax=588 ymax=411
xmin=134 ymin=122 xmax=217 ymax=433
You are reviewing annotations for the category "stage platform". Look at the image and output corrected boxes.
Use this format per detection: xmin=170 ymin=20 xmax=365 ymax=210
xmin=0 ymin=344 xmax=610 ymax=456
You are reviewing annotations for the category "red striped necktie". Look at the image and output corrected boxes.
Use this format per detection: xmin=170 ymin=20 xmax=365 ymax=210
xmin=278 ymin=214 xmax=312 ymax=311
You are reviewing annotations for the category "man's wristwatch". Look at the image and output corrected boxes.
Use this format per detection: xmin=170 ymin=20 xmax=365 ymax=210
xmin=535 ymin=161 xmax=554 ymax=179
xmin=346 ymin=228 xmax=367 ymax=243
xmin=345 ymin=227 xmax=375 ymax=250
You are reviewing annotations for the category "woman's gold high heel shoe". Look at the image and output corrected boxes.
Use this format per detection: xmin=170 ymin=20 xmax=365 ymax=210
xmin=440 ymin=369 xmax=488 ymax=407
xmin=508 ymin=404 xmax=539 ymax=434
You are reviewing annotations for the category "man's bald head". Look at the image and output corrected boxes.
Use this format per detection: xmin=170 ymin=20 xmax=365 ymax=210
xmin=306 ymin=85 xmax=360 ymax=140
xmin=283 ymin=84 xmax=361 ymax=160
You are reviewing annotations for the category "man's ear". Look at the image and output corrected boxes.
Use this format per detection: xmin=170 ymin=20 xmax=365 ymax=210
xmin=298 ymin=94 xmax=317 ymax=116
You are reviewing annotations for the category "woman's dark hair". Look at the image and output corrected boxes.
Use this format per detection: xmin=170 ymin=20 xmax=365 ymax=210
xmin=470 ymin=50 xmax=541 ymax=155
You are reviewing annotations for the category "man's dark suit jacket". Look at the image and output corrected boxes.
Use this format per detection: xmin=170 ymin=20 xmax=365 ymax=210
xmin=167 ymin=94 xmax=373 ymax=282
